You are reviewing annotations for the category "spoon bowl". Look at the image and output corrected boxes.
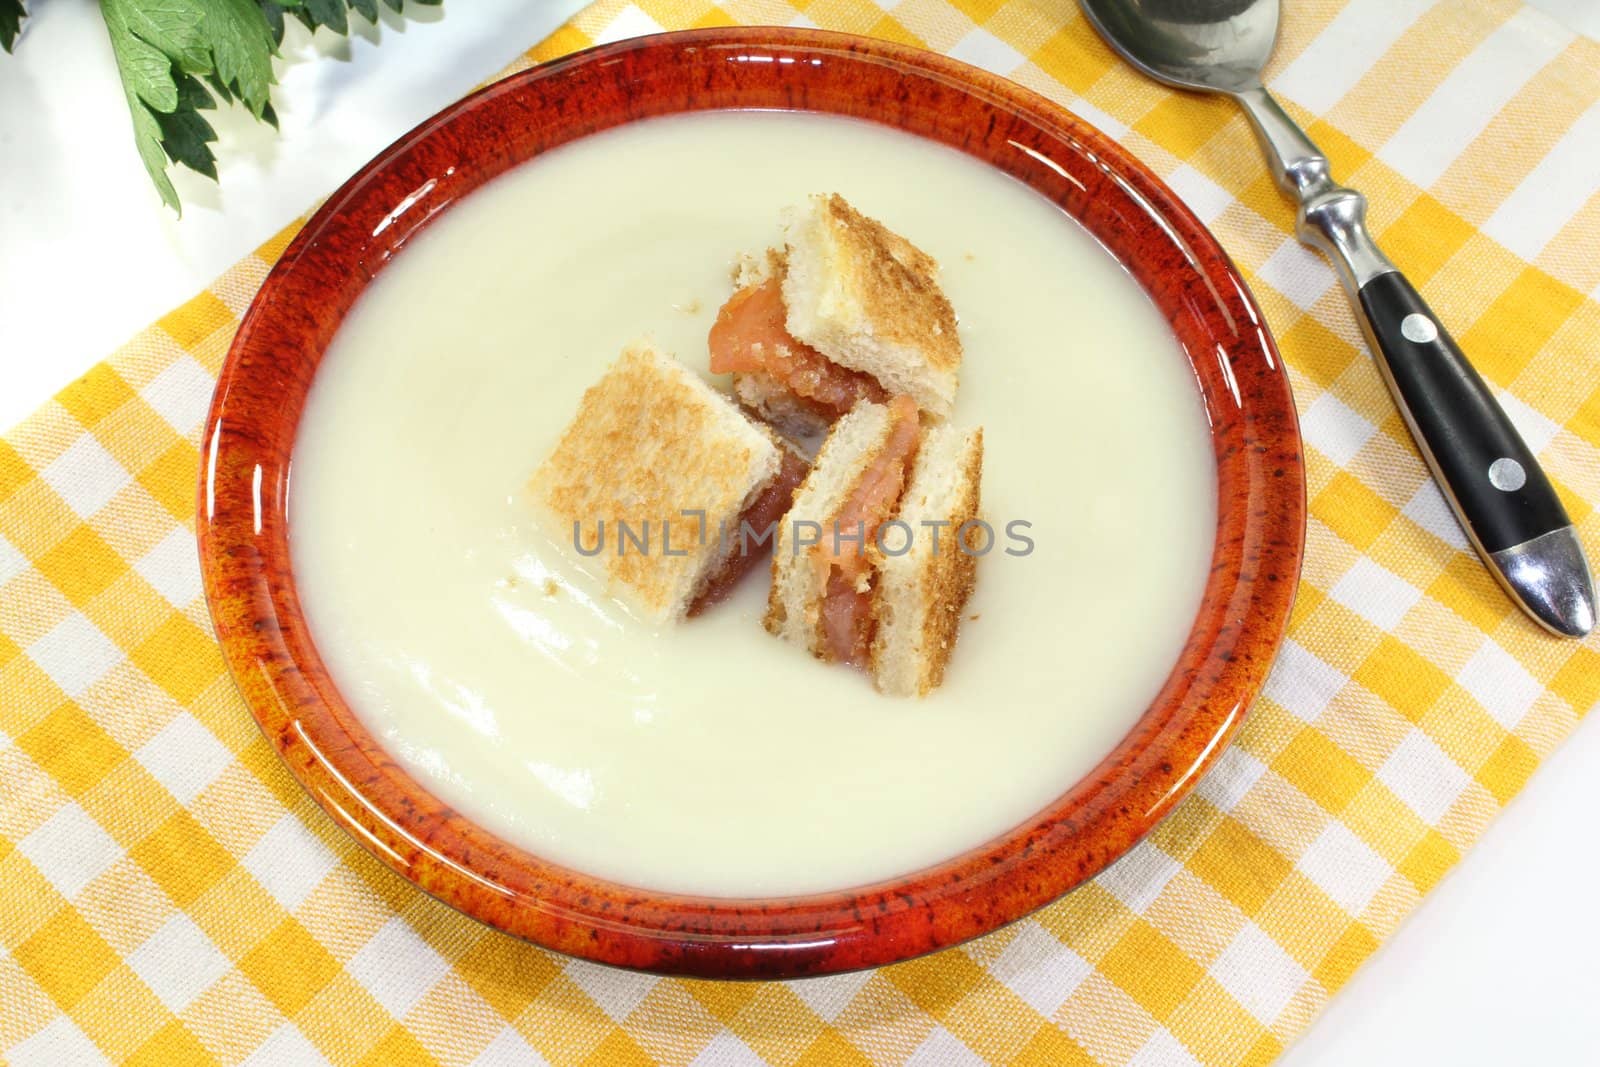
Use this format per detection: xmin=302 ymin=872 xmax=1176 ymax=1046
xmin=1080 ymin=0 xmax=1280 ymax=94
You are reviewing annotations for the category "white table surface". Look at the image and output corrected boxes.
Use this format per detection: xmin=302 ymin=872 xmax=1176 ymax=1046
xmin=2 ymin=2 xmax=1595 ymax=1064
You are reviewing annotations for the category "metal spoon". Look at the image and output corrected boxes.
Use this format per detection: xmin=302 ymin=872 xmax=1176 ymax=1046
xmin=1079 ymin=0 xmax=1595 ymax=637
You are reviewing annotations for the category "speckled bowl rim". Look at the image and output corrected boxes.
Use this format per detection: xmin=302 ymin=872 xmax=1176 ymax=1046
xmin=198 ymin=27 xmax=1306 ymax=979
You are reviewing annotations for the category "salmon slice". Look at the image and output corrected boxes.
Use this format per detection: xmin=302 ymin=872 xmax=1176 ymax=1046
xmin=708 ymin=280 xmax=887 ymax=420
xmin=820 ymin=569 xmax=875 ymax=668
xmin=688 ymin=448 xmax=809 ymax=616
xmin=817 ymin=395 xmax=922 ymax=664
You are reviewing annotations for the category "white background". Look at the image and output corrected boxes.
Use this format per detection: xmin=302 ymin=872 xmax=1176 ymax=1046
xmin=1 ymin=1 xmax=1596 ymax=1063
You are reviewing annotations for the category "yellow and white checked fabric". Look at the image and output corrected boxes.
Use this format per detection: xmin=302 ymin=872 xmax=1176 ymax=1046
xmin=3 ymin=0 xmax=1599 ymax=1063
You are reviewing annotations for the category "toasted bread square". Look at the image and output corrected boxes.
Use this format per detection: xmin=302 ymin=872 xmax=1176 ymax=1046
xmin=869 ymin=423 xmax=983 ymax=696
xmin=782 ymin=194 xmax=961 ymax=416
xmin=765 ymin=400 xmax=895 ymax=653
xmin=530 ymin=342 xmax=780 ymax=624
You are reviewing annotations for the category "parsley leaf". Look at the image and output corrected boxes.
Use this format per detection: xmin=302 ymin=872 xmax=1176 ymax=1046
xmin=98 ymin=0 xmax=281 ymax=211
xmin=5 ymin=0 xmax=440 ymax=211
xmin=100 ymin=0 xmax=188 ymax=209
xmin=1 ymin=0 xmax=25 ymax=53
xmin=156 ymin=72 xmax=221 ymax=181
xmin=261 ymin=0 xmax=438 ymax=45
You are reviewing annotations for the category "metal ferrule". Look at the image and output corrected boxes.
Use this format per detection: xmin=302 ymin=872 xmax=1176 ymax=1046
xmin=1233 ymin=85 xmax=1395 ymax=294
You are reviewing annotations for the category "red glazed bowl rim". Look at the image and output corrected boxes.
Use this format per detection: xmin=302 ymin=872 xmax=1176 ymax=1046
xmin=198 ymin=27 xmax=1305 ymax=979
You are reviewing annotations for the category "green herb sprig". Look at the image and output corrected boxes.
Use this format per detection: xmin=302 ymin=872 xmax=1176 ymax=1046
xmin=2 ymin=0 xmax=442 ymax=213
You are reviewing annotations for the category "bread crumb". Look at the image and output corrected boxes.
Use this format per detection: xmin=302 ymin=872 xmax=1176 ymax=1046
xmin=673 ymin=298 xmax=702 ymax=314
xmin=968 ymin=613 xmax=980 ymax=622
xmin=962 ymin=251 xmax=976 ymax=262
xmin=543 ymin=578 xmax=560 ymax=598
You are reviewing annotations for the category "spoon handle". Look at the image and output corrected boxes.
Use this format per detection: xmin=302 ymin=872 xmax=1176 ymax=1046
xmin=1232 ymin=86 xmax=1595 ymax=637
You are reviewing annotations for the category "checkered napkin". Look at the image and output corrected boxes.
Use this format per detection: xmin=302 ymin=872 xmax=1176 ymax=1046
xmin=3 ymin=0 xmax=1598 ymax=1063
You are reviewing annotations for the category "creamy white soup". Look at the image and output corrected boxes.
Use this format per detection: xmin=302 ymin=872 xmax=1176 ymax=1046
xmin=290 ymin=110 xmax=1216 ymax=897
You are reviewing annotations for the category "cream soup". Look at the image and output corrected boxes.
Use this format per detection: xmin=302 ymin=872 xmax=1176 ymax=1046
xmin=290 ymin=110 xmax=1216 ymax=897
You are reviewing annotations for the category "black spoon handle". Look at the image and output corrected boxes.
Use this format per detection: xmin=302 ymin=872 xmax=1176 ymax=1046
xmin=1358 ymin=272 xmax=1563 ymax=552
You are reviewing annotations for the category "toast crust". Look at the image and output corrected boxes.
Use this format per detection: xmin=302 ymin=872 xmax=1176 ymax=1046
xmin=904 ymin=429 xmax=981 ymax=695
